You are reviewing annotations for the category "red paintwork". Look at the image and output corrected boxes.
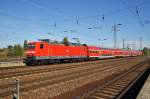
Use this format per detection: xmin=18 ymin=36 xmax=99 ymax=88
xmin=100 ymin=48 xmax=113 ymax=56
xmin=25 ymin=41 xmax=142 ymax=59
xmin=87 ymin=46 xmax=100 ymax=57
xmin=48 ymin=44 xmax=88 ymax=57
xmin=26 ymin=42 xmax=88 ymax=58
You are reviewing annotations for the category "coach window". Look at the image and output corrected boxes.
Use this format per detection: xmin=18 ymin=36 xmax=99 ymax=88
xmin=40 ymin=44 xmax=44 ymax=49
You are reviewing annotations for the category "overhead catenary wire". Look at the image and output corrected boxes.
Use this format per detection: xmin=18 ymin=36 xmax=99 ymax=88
xmin=0 ymin=0 xmax=150 ymax=48
xmin=0 ymin=0 xmax=149 ymax=29
xmin=25 ymin=0 xmax=150 ymax=23
xmin=136 ymin=6 xmax=139 ymax=16
xmin=121 ymin=0 xmax=150 ymax=37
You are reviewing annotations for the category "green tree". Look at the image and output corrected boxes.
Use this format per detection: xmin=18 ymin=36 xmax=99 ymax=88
xmin=63 ymin=37 xmax=70 ymax=46
xmin=143 ymin=47 xmax=149 ymax=55
xmin=17 ymin=44 xmax=23 ymax=56
xmin=13 ymin=44 xmax=23 ymax=57
xmin=7 ymin=45 xmax=13 ymax=57
xmin=13 ymin=44 xmax=18 ymax=56
xmin=23 ymin=40 xmax=27 ymax=50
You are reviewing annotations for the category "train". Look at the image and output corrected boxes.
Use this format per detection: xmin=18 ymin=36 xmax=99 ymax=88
xmin=23 ymin=39 xmax=142 ymax=65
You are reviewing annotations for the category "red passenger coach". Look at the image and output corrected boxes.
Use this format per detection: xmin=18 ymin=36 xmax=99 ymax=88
xmin=112 ymin=49 xmax=123 ymax=57
xmin=99 ymin=48 xmax=114 ymax=58
xmin=87 ymin=46 xmax=100 ymax=59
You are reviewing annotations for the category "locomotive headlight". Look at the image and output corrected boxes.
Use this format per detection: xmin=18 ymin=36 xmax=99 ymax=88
xmin=26 ymin=51 xmax=35 ymax=54
xmin=66 ymin=50 xmax=70 ymax=52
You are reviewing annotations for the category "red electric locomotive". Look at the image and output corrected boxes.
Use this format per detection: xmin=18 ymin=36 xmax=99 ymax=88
xmin=24 ymin=41 xmax=89 ymax=65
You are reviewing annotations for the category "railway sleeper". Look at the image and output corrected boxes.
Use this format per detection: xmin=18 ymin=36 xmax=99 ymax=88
xmin=106 ymin=86 xmax=123 ymax=91
xmin=116 ymin=79 xmax=132 ymax=83
xmin=86 ymin=95 xmax=106 ymax=99
xmin=102 ymin=87 xmax=121 ymax=93
xmin=111 ymin=84 xmax=127 ymax=88
xmin=100 ymin=90 xmax=118 ymax=96
xmin=112 ymin=82 xmax=129 ymax=87
xmin=113 ymin=77 xmax=136 ymax=85
xmin=91 ymin=92 xmax=115 ymax=99
xmin=115 ymin=82 xmax=130 ymax=86
xmin=92 ymin=88 xmax=117 ymax=95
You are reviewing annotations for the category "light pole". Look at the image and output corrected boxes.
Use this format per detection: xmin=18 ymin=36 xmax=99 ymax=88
xmin=123 ymin=39 xmax=125 ymax=49
xmin=112 ymin=24 xmax=122 ymax=49
xmin=139 ymin=37 xmax=143 ymax=50
xmin=147 ymin=43 xmax=150 ymax=57
xmin=98 ymin=38 xmax=107 ymax=48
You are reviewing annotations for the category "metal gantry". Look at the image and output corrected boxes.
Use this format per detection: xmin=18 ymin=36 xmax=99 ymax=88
xmin=112 ymin=24 xmax=122 ymax=49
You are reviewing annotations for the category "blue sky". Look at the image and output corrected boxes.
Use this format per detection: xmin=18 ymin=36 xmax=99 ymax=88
xmin=0 ymin=0 xmax=150 ymax=49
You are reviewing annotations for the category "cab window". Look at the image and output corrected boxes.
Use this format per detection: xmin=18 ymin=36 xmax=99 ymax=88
xmin=40 ymin=44 xmax=44 ymax=49
xmin=27 ymin=44 xmax=35 ymax=49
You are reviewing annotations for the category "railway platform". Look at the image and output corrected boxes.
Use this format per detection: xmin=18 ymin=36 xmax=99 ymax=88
xmin=0 ymin=61 xmax=25 ymax=67
xmin=137 ymin=74 xmax=150 ymax=99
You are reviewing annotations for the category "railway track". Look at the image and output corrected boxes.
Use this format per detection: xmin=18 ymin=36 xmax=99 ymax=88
xmin=79 ymin=58 xmax=150 ymax=99
xmin=0 ymin=58 xmax=148 ymax=99
xmin=0 ymin=56 xmax=148 ymax=99
xmin=0 ymin=58 xmax=120 ymax=70
xmin=0 ymin=57 xmax=135 ymax=97
xmin=0 ymin=57 xmax=140 ymax=83
xmin=0 ymin=57 xmax=141 ymax=71
xmin=0 ymin=57 xmax=144 ymax=79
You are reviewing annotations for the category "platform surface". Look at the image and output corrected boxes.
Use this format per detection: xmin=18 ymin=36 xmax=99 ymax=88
xmin=137 ymin=75 xmax=150 ymax=99
xmin=0 ymin=61 xmax=25 ymax=67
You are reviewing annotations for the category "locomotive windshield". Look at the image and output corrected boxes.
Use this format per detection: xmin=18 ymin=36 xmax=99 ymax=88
xmin=26 ymin=44 xmax=35 ymax=49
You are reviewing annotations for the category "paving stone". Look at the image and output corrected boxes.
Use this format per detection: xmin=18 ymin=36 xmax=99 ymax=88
xmin=137 ymin=75 xmax=150 ymax=99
